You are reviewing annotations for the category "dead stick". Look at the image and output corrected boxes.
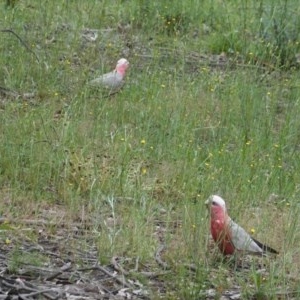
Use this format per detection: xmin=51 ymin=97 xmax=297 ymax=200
xmin=19 ymin=289 xmax=61 ymax=300
xmin=111 ymin=256 xmax=129 ymax=275
xmin=1 ymin=29 xmax=39 ymax=62
xmin=139 ymin=271 xmax=171 ymax=278
xmin=45 ymin=262 xmax=72 ymax=281
xmin=96 ymin=265 xmax=132 ymax=288
xmin=77 ymin=265 xmax=132 ymax=288
xmin=155 ymin=244 xmax=169 ymax=270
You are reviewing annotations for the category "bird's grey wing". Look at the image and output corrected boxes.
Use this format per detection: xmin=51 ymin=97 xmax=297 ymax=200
xmin=229 ymin=220 xmax=263 ymax=254
xmin=90 ymin=72 xmax=123 ymax=90
xmin=89 ymin=72 xmax=113 ymax=86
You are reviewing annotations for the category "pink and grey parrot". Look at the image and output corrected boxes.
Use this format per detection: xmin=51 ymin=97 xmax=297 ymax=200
xmin=205 ymin=195 xmax=278 ymax=256
xmin=89 ymin=58 xmax=129 ymax=93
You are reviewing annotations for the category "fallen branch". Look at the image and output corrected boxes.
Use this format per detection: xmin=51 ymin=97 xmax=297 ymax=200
xmin=19 ymin=288 xmax=62 ymax=300
xmin=139 ymin=271 xmax=171 ymax=278
xmin=96 ymin=264 xmax=133 ymax=288
xmin=1 ymin=28 xmax=39 ymax=62
xmin=0 ymin=86 xmax=36 ymax=100
xmin=78 ymin=264 xmax=133 ymax=289
xmin=183 ymin=263 xmax=197 ymax=272
xmin=45 ymin=262 xmax=72 ymax=281
xmin=111 ymin=256 xmax=171 ymax=279
xmin=111 ymin=256 xmax=129 ymax=275
xmin=1 ymin=277 xmax=62 ymax=300
xmin=155 ymin=244 xmax=169 ymax=270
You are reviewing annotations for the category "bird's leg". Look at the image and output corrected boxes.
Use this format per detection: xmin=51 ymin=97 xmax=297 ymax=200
xmin=232 ymin=251 xmax=246 ymax=271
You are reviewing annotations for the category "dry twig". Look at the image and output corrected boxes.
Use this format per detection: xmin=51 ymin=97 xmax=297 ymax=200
xmin=1 ymin=28 xmax=39 ymax=62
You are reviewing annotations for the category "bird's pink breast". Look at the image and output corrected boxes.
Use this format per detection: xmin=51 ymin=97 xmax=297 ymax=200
xmin=210 ymin=206 xmax=235 ymax=255
xmin=116 ymin=63 xmax=129 ymax=76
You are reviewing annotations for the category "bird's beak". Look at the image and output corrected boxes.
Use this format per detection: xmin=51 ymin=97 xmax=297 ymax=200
xmin=205 ymin=198 xmax=210 ymax=208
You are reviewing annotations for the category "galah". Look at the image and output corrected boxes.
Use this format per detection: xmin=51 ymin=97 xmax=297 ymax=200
xmin=205 ymin=195 xmax=278 ymax=256
xmin=89 ymin=58 xmax=129 ymax=93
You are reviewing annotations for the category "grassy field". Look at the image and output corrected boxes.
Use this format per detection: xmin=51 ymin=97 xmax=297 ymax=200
xmin=1 ymin=0 xmax=300 ymax=298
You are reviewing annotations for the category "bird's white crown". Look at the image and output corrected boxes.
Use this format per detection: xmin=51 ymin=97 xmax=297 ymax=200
xmin=209 ymin=195 xmax=226 ymax=209
xmin=117 ymin=58 xmax=129 ymax=66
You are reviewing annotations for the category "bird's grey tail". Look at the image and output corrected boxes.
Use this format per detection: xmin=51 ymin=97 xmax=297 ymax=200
xmin=252 ymin=237 xmax=279 ymax=254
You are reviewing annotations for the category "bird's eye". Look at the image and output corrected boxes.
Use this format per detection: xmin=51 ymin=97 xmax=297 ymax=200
xmin=212 ymin=201 xmax=217 ymax=205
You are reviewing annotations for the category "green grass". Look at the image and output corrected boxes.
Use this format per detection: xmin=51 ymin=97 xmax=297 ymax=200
xmin=1 ymin=0 xmax=300 ymax=298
